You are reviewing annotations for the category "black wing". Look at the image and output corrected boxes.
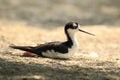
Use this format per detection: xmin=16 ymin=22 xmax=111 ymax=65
xmin=10 ymin=41 xmax=69 ymax=56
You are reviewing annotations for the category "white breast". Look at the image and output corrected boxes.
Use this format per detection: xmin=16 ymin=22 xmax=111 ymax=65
xmin=57 ymin=45 xmax=77 ymax=58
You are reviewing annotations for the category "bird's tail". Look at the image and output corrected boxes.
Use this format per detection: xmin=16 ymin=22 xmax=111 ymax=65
xmin=9 ymin=45 xmax=35 ymax=53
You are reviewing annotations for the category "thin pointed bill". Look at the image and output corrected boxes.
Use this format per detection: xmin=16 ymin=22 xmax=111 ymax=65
xmin=78 ymin=29 xmax=95 ymax=36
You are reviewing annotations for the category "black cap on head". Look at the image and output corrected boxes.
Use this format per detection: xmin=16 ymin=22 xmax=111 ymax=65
xmin=65 ymin=22 xmax=78 ymax=30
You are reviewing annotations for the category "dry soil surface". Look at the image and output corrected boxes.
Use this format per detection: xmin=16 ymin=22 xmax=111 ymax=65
xmin=0 ymin=21 xmax=120 ymax=80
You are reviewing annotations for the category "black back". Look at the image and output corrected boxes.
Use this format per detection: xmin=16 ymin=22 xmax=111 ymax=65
xmin=32 ymin=41 xmax=69 ymax=54
xmin=10 ymin=41 xmax=73 ymax=56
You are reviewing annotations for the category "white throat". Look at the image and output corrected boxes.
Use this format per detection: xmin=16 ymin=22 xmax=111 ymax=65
xmin=67 ymin=29 xmax=78 ymax=46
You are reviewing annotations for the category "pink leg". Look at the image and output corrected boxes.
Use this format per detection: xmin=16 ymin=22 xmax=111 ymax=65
xmin=22 ymin=52 xmax=38 ymax=57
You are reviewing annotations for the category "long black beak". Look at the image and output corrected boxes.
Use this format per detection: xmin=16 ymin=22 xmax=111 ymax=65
xmin=78 ymin=29 xmax=95 ymax=36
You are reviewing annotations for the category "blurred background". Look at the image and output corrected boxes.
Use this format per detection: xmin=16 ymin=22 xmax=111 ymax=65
xmin=0 ymin=0 xmax=120 ymax=27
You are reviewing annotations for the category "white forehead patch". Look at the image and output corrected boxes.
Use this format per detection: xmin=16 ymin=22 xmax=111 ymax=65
xmin=78 ymin=24 xmax=80 ymax=28
xmin=73 ymin=23 xmax=77 ymax=26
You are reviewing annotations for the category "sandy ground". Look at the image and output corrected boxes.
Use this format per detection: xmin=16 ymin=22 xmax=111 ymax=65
xmin=0 ymin=21 xmax=120 ymax=80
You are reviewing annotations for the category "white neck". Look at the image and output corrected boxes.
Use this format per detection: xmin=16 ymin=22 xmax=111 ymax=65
xmin=67 ymin=29 xmax=78 ymax=46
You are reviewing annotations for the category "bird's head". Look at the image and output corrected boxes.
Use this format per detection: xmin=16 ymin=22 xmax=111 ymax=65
xmin=65 ymin=22 xmax=95 ymax=36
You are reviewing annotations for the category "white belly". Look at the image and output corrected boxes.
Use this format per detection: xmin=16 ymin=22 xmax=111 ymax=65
xmin=42 ymin=45 xmax=77 ymax=58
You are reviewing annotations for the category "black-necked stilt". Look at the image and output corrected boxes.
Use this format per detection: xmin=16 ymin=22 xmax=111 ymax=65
xmin=10 ymin=22 xmax=95 ymax=59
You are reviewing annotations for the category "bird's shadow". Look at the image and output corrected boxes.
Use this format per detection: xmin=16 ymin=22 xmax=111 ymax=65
xmin=20 ymin=55 xmax=71 ymax=61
